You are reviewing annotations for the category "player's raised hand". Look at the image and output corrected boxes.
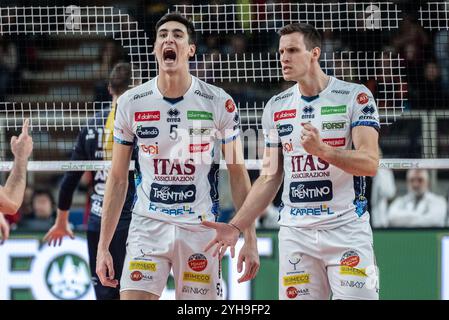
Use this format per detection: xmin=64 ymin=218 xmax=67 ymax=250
xmin=202 ymin=221 xmax=240 ymax=260
xmin=10 ymin=119 xmax=33 ymax=161
xmin=96 ymin=249 xmax=118 ymax=288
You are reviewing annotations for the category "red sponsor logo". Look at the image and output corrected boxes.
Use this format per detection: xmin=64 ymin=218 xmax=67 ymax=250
xmin=283 ymin=141 xmax=293 ymax=153
xmin=188 ymin=253 xmax=208 ymax=272
xmin=322 ymin=138 xmax=346 ymax=147
xmin=341 ymin=250 xmax=360 ymax=267
xmin=357 ymin=93 xmax=369 ymax=105
xmin=135 ymin=111 xmax=160 ymax=122
xmin=274 ymin=109 xmax=296 ymax=121
xmin=140 ymin=144 xmax=159 ymax=155
xmin=130 ymin=271 xmax=143 ymax=281
xmin=225 ymin=99 xmax=236 ymax=113
xmin=189 ymin=143 xmax=210 ymax=153
xmin=286 ymin=287 xmax=298 ymax=299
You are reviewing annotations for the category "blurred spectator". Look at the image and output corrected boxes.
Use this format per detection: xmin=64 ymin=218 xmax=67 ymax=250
xmin=434 ymin=29 xmax=449 ymax=90
xmin=18 ymin=189 xmax=56 ymax=231
xmin=371 ymin=150 xmax=396 ymax=228
xmin=0 ymin=36 xmax=18 ymax=101
xmin=414 ymin=61 xmax=447 ymax=110
xmin=388 ymin=169 xmax=447 ymax=227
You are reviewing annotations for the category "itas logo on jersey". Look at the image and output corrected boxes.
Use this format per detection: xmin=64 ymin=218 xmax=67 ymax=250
xmin=291 ymin=155 xmax=330 ymax=178
xmin=150 ymin=183 xmax=196 ymax=204
xmin=136 ymin=126 xmax=159 ymax=138
xmin=289 ymin=180 xmax=333 ymax=203
xmin=301 ymin=106 xmax=315 ymax=119
xmin=322 ymin=138 xmax=346 ymax=147
xmin=274 ymin=109 xmax=296 ymax=121
xmin=277 ymin=124 xmax=294 ymax=137
xmin=135 ymin=111 xmax=160 ymax=122
xmin=153 ymin=159 xmax=195 ymax=182
xmin=167 ymin=108 xmax=181 ymax=123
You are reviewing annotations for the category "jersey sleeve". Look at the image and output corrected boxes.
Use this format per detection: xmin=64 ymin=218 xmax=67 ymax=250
xmin=350 ymin=85 xmax=380 ymax=131
xmin=113 ymin=93 xmax=135 ymax=145
xmin=216 ymin=91 xmax=240 ymax=144
xmin=262 ymin=99 xmax=281 ymax=148
xmin=58 ymin=129 xmax=88 ymax=210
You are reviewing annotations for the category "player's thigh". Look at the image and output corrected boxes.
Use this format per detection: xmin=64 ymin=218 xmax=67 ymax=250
xmin=121 ymin=290 xmax=159 ymax=300
xmin=324 ymin=218 xmax=379 ymax=300
xmin=120 ymin=214 xmax=173 ymax=298
xmin=173 ymin=227 xmax=223 ymax=300
xmin=278 ymin=226 xmax=330 ymax=300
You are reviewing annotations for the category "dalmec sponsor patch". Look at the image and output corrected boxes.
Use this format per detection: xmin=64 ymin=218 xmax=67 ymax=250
xmin=183 ymin=272 xmax=211 ymax=284
xmin=134 ymin=111 xmax=160 ymax=122
xmin=283 ymin=274 xmax=310 ymax=286
xmin=274 ymin=109 xmax=296 ymax=121
xmin=322 ymin=138 xmax=346 ymax=147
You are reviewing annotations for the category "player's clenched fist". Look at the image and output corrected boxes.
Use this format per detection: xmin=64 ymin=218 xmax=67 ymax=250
xmin=10 ymin=119 xmax=33 ymax=161
xmin=300 ymin=122 xmax=326 ymax=156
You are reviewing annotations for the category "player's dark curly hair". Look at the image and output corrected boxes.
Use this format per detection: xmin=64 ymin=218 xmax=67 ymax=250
xmin=155 ymin=12 xmax=196 ymax=45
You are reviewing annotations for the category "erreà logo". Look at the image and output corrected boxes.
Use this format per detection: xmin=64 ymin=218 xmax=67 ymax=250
xmin=274 ymin=109 xmax=296 ymax=121
xmin=45 ymin=254 xmax=91 ymax=300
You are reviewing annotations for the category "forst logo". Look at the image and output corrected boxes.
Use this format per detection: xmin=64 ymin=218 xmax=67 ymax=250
xmin=134 ymin=111 xmax=160 ymax=122
xmin=274 ymin=109 xmax=296 ymax=121
xmin=188 ymin=253 xmax=208 ymax=272
xmin=130 ymin=271 xmax=143 ymax=281
xmin=357 ymin=92 xmax=369 ymax=105
xmin=277 ymin=124 xmax=294 ymax=137
xmin=136 ymin=126 xmax=159 ymax=138
xmin=322 ymin=121 xmax=346 ymax=131
xmin=286 ymin=287 xmax=298 ymax=299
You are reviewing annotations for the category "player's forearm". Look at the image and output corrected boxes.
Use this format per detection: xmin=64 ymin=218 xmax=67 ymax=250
xmin=98 ymin=174 xmax=128 ymax=251
xmin=231 ymin=173 xmax=283 ymax=231
xmin=3 ymin=158 xmax=28 ymax=212
xmin=318 ymin=144 xmax=379 ymax=177
xmin=54 ymin=209 xmax=70 ymax=226
xmin=228 ymin=166 xmax=256 ymax=243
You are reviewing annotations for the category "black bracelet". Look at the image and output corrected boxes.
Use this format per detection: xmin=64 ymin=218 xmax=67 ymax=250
xmin=229 ymin=222 xmax=242 ymax=234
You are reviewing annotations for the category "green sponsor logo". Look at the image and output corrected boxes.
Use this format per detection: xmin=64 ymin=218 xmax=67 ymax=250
xmin=187 ymin=111 xmax=213 ymax=120
xmin=322 ymin=121 xmax=346 ymax=131
xmin=321 ymin=105 xmax=347 ymax=115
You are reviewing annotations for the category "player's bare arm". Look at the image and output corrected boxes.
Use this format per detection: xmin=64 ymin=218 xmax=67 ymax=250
xmin=203 ymin=144 xmax=284 ymax=257
xmin=301 ymin=123 xmax=379 ymax=177
xmin=0 ymin=119 xmax=33 ymax=215
xmin=97 ymin=142 xmax=132 ymax=288
xmin=220 ymin=137 xmax=260 ymax=282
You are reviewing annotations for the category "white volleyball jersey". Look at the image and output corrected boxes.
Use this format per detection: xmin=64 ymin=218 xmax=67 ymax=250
xmin=114 ymin=75 xmax=240 ymax=227
xmin=262 ymin=76 xmax=380 ymax=229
